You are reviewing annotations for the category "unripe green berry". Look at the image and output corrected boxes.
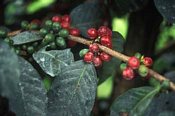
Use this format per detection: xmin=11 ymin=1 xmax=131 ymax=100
xmin=27 ymin=46 xmax=34 ymax=54
xmin=30 ymin=23 xmax=39 ymax=30
xmin=52 ymin=22 xmax=61 ymax=31
xmin=161 ymin=80 xmax=170 ymax=90
xmin=44 ymin=33 xmax=55 ymax=43
xmin=4 ymin=38 xmax=13 ymax=45
xmin=15 ymin=49 xmax=20 ymax=55
xmin=120 ymin=63 xmax=127 ymax=71
xmin=40 ymin=28 xmax=48 ymax=37
xmin=79 ymin=49 xmax=89 ymax=57
xmin=55 ymin=37 xmax=66 ymax=48
xmin=22 ymin=44 xmax=27 ymax=50
xmin=138 ymin=65 xmax=148 ymax=77
xmin=21 ymin=21 xmax=29 ymax=30
xmin=135 ymin=52 xmax=142 ymax=59
xmin=0 ymin=29 xmax=7 ymax=38
xmin=32 ymin=42 xmax=39 ymax=47
xmin=48 ymin=42 xmax=57 ymax=49
xmin=44 ymin=20 xmax=53 ymax=29
xmin=59 ymin=29 xmax=69 ymax=38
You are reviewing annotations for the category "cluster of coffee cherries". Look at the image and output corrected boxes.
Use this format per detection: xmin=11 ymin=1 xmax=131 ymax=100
xmin=120 ymin=53 xmax=153 ymax=80
xmin=82 ymin=26 xmax=112 ymax=67
xmin=39 ymin=15 xmax=80 ymax=49
xmin=0 ymin=29 xmax=13 ymax=46
xmin=21 ymin=19 xmax=41 ymax=30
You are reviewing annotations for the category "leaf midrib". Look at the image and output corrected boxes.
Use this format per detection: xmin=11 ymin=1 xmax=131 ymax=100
xmin=130 ymin=86 xmax=160 ymax=115
xmin=66 ymin=65 xmax=87 ymax=110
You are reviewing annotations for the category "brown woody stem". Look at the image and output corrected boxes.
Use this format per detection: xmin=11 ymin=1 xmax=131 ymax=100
xmin=8 ymin=31 xmax=175 ymax=91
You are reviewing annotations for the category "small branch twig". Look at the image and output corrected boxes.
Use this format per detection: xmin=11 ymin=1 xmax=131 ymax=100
xmin=68 ymin=35 xmax=175 ymax=91
xmin=8 ymin=31 xmax=175 ymax=91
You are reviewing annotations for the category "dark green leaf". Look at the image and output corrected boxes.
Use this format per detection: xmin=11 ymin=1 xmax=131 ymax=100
xmin=112 ymin=0 xmax=148 ymax=16
xmin=70 ymin=1 xmax=104 ymax=37
xmin=0 ymin=40 xmax=21 ymax=114
xmin=17 ymin=57 xmax=47 ymax=116
xmin=0 ymin=41 xmax=47 ymax=116
xmin=98 ymin=32 xmax=124 ymax=84
xmin=33 ymin=48 xmax=74 ymax=77
xmin=47 ymin=60 xmax=97 ymax=116
xmin=154 ymin=0 xmax=175 ymax=23
xmin=12 ymin=31 xmax=42 ymax=45
xmin=144 ymin=71 xmax=175 ymax=116
xmin=110 ymin=86 xmax=160 ymax=116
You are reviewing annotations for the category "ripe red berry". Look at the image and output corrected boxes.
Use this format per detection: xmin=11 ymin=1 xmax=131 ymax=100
xmin=69 ymin=28 xmax=80 ymax=36
xmin=128 ymin=56 xmax=140 ymax=69
xmin=143 ymin=57 xmax=153 ymax=67
xmin=93 ymin=56 xmax=102 ymax=67
xmin=84 ymin=52 xmax=94 ymax=63
xmin=100 ymin=52 xmax=111 ymax=62
xmin=122 ymin=67 xmax=135 ymax=80
xmin=52 ymin=16 xmax=62 ymax=22
xmin=87 ymin=28 xmax=98 ymax=39
xmin=100 ymin=35 xmax=112 ymax=47
xmin=98 ymin=26 xmax=112 ymax=37
xmin=62 ymin=15 xmax=71 ymax=23
xmin=68 ymin=40 xmax=77 ymax=47
xmin=89 ymin=43 xmax=99 ymax=53
xmin=61 ymin=21 xmax=70 ymax=29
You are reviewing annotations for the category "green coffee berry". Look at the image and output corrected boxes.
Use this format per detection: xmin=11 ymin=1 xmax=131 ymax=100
xmin=30 ymin=23 xmax=39 ymax=30
xmin=48 ymin=42 xmax=57 ymax=49
xmin=135 ymin=52 xmax=142 ymax=59
xmin=0 ymin=29 xmax=7 ymax=38
xmin=44 ymin=33 xmax=55 ymax=43
xmin=138 ymin=65 xmax=148 ymax=77
xmin=32 ymin=42 xmax=39 ymax=47
xmin=52 ymin=22 xmax=61 ymax=31
xmin=161 ymin=80 xmax=170 ymax=90
xmin=4 ymin=38 xmax=13 ymax=45
xmin=79 ymin=49 xmax=89 ymax=57
xmin=22 ymin=44 xmax=27 ymax=50
xmin=59 ymin=29 xmax=69 ymax=38
xmin=40 ymin=28 xmax=48 ymax=37
xmin=45 ymin=20 xmax=53 ymax=29
xmin=21 ymin=21 xmax=29 ymax=30
xmin=27 ymin=46 xmax=34 ymax=54
xmin=15 ymin=49 xmax=20 ymax=55
xmin=120 ymin=63 xmax=127 ymax=71
xmin=55 ymin=37 xmax=66 ymax=48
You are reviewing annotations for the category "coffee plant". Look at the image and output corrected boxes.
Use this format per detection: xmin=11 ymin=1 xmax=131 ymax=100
xmin=0 ymin=0 xmax=175 ymax=116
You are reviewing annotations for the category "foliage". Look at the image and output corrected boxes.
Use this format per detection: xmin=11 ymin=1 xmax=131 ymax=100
xmin=1 ymin=0 xmax=175 ymax=116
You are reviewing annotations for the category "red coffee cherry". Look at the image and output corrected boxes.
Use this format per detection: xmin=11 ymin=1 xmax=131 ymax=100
xmin=100 ymin=52 xmax=111 ymax=62
xmin=128 ymin=56 xmax=140 ymax=69
xmin=98 ymin=26 xmax=112 ymax=37
xmin=93 ymin=56 xmax=102 ymax=67
xmin=61 ymin=21 xmax=70 ymax=29
xmin=68 ymin=40 xmax=77 ymax=47
xmin=89 ymin=43 xmax=99 ymax=53
xmin=87 ymin=28 xmax=98 ymax=39
xmin=52 ymin=16 xmax=62 ymax=22
xmin=62 ymin=15 xmax=71 ymax=23
xmin=143 ymin=57 xmax=153 ymax=67
xmin=122 ymin=67 xmax=135 ymax=80
xmin=84 ymin=52 xmax=94 ymax=63
xmin=100 ymin=35 xmax=112 ymax=46
xmin=69 ymin=28 xmax=80 ymax=36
